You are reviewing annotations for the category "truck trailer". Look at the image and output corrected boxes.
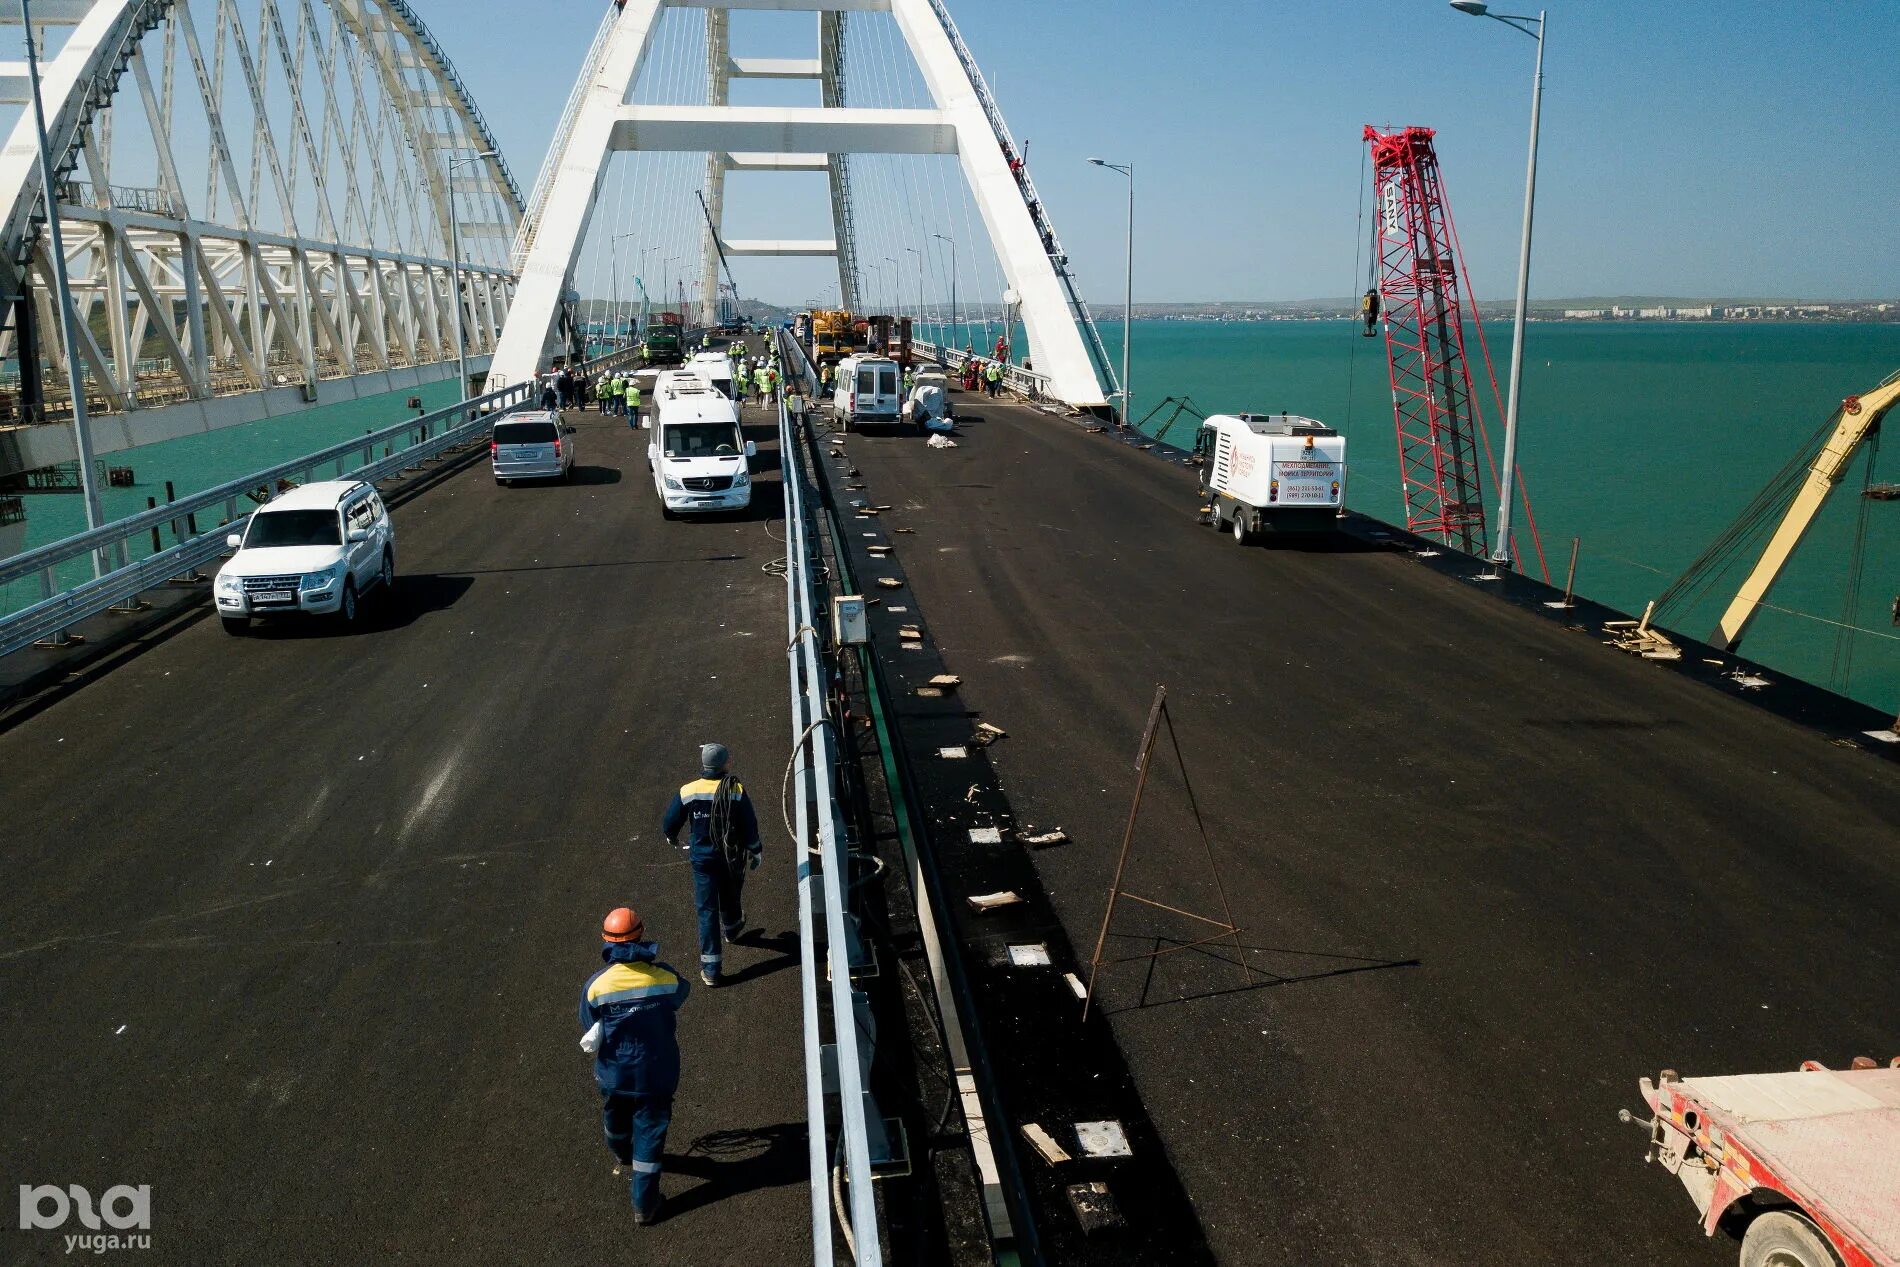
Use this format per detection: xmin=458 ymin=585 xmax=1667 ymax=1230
xmin=1196 ymin=413 xmax=1346 ymax=541
xmin=1624 ymin=1059 xmax=1899 ymax=1267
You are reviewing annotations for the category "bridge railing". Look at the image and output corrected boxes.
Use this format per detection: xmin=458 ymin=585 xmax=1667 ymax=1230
xmin=0 ymin=347 xmax=645 ymax=661
xmin=912 ymin=339 xmax=1054 ymax=403
xmin=777 ymin=330 xmax=885 ymax=1266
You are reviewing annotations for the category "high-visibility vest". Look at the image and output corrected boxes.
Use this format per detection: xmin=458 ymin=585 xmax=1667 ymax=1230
xmin=628 ymin=386 xmax=641 ymax=407
xmin=986 ymin=363 xmax=1002 ymax=381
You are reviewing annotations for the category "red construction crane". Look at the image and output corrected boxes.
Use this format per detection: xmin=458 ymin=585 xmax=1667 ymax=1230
xmin=1363 ymin=125 xmax=1545 ymax=579
xmin=1364 ymin=125 xmax=1492 ymax=555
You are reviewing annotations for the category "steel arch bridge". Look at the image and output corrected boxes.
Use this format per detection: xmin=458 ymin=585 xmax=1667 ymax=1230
xmin=0 ymin=0 xmax=522 ymax=477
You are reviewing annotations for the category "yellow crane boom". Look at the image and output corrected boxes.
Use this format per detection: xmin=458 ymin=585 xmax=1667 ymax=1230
xmin=1710 ymin=369 xmax=1900 ymax=651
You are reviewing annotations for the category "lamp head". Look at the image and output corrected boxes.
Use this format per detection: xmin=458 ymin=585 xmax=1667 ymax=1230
xmin=1088 ymin=157 xmax=1106 ymax=166
xmin=1450 ymin=1 xmax=1489 ymax=12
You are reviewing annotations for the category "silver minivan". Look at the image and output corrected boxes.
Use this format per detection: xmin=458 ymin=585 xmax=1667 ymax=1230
xmin=491 ymin=410 xmax=576 ymax=485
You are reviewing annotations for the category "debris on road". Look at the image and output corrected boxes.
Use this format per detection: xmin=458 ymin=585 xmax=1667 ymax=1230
xmin=1022 ymin=1123 xmax=1071 ymax=1166
xmin=876 ymin=577 xmax=903 ymax=590
xmin=971 ymin=721 xmax=1007 ymax=746
xmin=927 ymin=435 xmax=958 ymax=449
xmin=967 ymin=890 xmax=1023 ymax=912
xmin=928 ymin=673 xmax=961 ymax=689
xmin=1021 ymin=828 xmax=1069 ymax=848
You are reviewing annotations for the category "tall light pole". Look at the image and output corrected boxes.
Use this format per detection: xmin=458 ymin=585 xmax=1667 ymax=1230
xmin=904 ymin=246 xmax=924 ymax=327
xmin=22 ymin=0 xmax=103 ymax=551
xmin=1089 ymin=158 xmax=1134 ymax=428
xmin=444 ymin=149 xmax=497 ymax=400
xmin=933 ymin=232 xmax=958 ymax=350
xmin=609 ymin=231 xmax=638 ymax=345
xmin=882 ymin=256 xmax=898 ymax=317
xmin=1451 ymin=1 xmax=1545 ymax=566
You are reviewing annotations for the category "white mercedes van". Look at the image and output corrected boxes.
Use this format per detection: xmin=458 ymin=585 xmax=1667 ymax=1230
xmin=648 ymin=396 xmax=757 ymax=516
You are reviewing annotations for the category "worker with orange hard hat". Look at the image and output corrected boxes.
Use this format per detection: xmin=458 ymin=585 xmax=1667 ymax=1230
xmin=579 ymin=905 xmax=690 ymax=1225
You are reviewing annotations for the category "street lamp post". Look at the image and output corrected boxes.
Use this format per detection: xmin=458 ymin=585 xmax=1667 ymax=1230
xmin=932 ymin=233 xmax=957 ymax=350
xmin=904 ymin=246 xmax=923 ymax=328
xmin=609 ymin=232 xmax=638 ymax=347
xmin=445 ymin=149 xmax=497 ymax=403
xmin=1089 ymin=158 xmax=1134 ymax=428
xmin=1451 ymin=1 xmax=1546 ymax=566
xmin=22 ymin=0 xmax=103 ymax=552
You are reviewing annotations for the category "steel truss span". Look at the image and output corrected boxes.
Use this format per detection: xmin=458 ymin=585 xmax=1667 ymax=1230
xmin=0 ymin=0 xmax=523 ymax=475
xmin=492 ymin=0 xmax=1109 ymax=410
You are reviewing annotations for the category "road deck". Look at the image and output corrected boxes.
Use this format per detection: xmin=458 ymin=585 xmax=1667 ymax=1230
xmin=829 ymin=391 xmax=1900 ymax=1265
xmin=0 ymin=392 xmax=809 ymax=1264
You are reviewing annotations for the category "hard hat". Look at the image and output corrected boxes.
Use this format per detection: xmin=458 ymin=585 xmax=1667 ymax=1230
xmin=602 ymin=907 xmax=645 ymax=943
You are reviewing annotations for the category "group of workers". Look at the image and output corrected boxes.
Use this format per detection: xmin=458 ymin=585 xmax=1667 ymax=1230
xmin=593 ymin=369 xmax=643 ymax=422
xmin=580 ymin=741 xmax=765 ymax=1227
xmin=729 ymin=342 xmax=781 ymax=404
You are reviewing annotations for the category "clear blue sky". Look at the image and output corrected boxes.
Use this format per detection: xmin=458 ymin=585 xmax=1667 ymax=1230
xmin=443 ymin=0 xmax=1900 ymax=305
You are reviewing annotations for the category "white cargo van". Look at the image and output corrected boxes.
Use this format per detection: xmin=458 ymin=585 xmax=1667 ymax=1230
xmin=831 ymin=355 xmax=901 ymax=432
xmin=1197 ymin=413 xmax=1346 ymax=541
xmin=686 ymin=350 xmax=736 ymax=400
xmin=648 ymin=395 xmax=757 ymax=517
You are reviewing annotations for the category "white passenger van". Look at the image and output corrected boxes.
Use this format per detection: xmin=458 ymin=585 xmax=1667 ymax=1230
xmin=830 ymin=355 xmax=901 ymax=432
xmin=648 ymin=393 xmax=757 ymax=517
xmin=686 ymin=350 xmax=736 ymax=400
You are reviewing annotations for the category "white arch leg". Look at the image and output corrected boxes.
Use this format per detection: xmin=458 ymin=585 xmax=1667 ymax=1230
xmin=485 ymin=1 xmax=664 ymax=391
xmin=888 ymin=0 xmax=1102 ymax=406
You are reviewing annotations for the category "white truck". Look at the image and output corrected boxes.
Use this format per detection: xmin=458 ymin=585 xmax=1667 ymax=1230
xmin=1196 ymin=413 xmax=1346 ymax=541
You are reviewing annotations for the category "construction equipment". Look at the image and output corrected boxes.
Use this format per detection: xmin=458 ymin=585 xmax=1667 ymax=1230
xmin=1363 ymin=126 xmax=1545 ymax=578
xmin=812 ymin=309 xmax=854 ymax=365
xmin=1705 ymin=370 xmax=1899 ymax=651
xmin=1623 ymin=1059 xmax=1900 ymax=1267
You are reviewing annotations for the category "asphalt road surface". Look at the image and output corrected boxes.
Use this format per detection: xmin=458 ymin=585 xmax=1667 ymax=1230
xmin=0 ymin=393 xmax=810 ymax=1265
xmin=831 ymin=394 xmax=1900 ymax=1266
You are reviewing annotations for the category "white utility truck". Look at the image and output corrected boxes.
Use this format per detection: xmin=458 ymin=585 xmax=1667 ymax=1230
xmin=1197 ymin=413 xmax=1346 ymax=541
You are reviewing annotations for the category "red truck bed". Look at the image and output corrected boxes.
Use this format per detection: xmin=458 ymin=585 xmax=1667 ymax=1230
xmin=1641 ymin=1065 xmax=1900 ymax=1267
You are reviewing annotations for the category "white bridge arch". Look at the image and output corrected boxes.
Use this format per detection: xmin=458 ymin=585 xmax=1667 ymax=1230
xmin=492 ymin=0 xmax=1114 ymax=411
xmin=0 ymin=0 xmax=522 ymax=477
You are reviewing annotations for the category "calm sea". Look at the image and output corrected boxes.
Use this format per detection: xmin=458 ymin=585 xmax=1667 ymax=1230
xmin=8 ymin=321 xmax=1900 ymax=713
xmin=1095 ymin=319 xmax=1900 ymax=713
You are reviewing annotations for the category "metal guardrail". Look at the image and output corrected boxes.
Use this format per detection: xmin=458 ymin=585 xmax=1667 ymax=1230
xmin=0 ymin=347 xmax=645 ymax=660
xmin=912 ymin=338 xmax=1054 ymax=403
xmin=777 ymin=336 xmax=884 ymax=1267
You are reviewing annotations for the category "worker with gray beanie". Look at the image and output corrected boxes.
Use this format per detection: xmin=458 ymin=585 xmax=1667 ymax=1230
xmin=660 ymin=742 xmax=762 ymax=987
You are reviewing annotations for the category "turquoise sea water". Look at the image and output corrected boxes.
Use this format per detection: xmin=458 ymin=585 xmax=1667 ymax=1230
xmin=3 ymin=377 xmax=464 ymax=607
xmin=1095 ymin=319 xmax=1900 ymax=713
xmin=8 ymin=321 xmax=1900 ymax=713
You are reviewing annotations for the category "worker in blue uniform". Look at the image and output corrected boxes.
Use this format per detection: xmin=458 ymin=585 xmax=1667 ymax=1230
xmin=661 ymin=742 xmax=763 ymax=987
xmin=579 ymin=906 xmax=690 ymax=1225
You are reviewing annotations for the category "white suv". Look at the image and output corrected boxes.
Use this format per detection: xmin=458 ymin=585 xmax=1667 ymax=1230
xmin=213 ymin=480 xmax=395 ymax=635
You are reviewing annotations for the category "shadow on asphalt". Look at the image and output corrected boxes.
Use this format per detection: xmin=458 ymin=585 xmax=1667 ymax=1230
xmin=722 ymin=929 xmax=798 ymax=987
xmin=567 ymin=465 xmax=623 ymax=486
xmin=445 ymin=555 xmax=747 ymax=578
xmin=1096 ymin=933 xmax=1422 ymax=1016
xmin=236 ymin=572 xmax=474 ymax=639
xmin=660 ymin=1123 xmax=807 ymax=1220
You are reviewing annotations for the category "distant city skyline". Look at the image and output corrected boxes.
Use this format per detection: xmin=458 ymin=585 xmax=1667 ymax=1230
xmin=449 ymin=0 xmax=1900 ymax=307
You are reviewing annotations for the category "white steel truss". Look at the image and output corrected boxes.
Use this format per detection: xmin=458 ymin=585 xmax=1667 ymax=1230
xmin=491 ymin=0 xmax=1107 ymax=409
xmin=0 ymin=0 xmax=523 ymax=475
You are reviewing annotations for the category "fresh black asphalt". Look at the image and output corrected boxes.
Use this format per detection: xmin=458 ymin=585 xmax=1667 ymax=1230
xmin=827 ymin=393 xmax=1900 ymax=1266
xmin=0 ymin=395 xmax=810 ymax=1264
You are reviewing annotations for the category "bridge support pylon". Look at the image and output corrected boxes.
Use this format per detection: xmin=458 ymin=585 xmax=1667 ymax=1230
xmin=490 ymin=0 xmax=1109 ymax=410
